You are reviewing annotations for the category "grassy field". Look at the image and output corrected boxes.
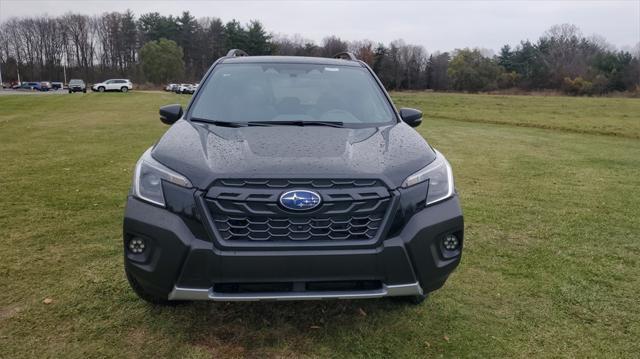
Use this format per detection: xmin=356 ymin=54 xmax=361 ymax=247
xmin=1 ymin=91 xmax=639 ymax=358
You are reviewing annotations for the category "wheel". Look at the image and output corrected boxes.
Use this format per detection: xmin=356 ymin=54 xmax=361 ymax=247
xmin=392 ymin=292 xmax=429 ymax=305
xmin=121 ymin=86 xmax=128 ymax=93
xmin=98 ymin=86 xmax=105 ymax=92
xmin=125 ymin=264 xmax=177 ymax=305
xmin=83 ymin=89 xmax=86 ymax=93
xmin=406 ymin=293 xmax=429 ymax=305
xmin=68 ymin=90 xmax=72 ymax=94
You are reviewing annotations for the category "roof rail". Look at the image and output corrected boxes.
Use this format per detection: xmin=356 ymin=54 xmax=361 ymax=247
xmin=226 ymin=49 xmax=249 ymax=57
xmin=333 ymin=52 xmax=358 ymax=61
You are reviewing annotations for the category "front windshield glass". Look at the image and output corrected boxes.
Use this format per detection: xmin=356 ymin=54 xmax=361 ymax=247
xmin=189 ymin=63 xmax=395 ymax=125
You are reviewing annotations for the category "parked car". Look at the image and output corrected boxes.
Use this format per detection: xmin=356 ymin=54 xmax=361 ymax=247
xmin=184 ymin=83 xmax=198 ymax=94
xmin=175 ymin=83 xmax=192 ymax=94
xmin=17 ymin=82 xmax=42 ymax=91
xmin=92 ymin=79 xmax=133 ymax=93
xmin=51 ymin=82 xmax=64 ymax=90
xmin=68 ymin=79 xmax=86 ymax=93
xmin=165 ymin=83 xmax=177 ymax=91
xmin=40 ymin=82 xmax=52 ymax=91
xmin=123 ymin=50 xmax=463 ymax=305
xmin=179 ymin=83 xmax=196 ymax=94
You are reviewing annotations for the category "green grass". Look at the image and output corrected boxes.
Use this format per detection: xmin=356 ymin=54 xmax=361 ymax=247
xmin=1 ymin=91 xmax=639 ymax=358
xmin=394 ymin=91 xmax=640 ymax=138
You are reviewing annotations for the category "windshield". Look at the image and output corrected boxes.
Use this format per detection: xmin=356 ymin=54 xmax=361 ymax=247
xmin=189 ymin=63 xmax=396 ymax=126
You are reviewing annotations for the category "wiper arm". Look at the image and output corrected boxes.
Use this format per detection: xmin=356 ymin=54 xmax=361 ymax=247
xmin=247 ymin=120 xmax=344 ymax=128
xmin=190 ymin=117 xmax=247 ymax=127
xmin=190 ymin=118 xmax=345 ymax=128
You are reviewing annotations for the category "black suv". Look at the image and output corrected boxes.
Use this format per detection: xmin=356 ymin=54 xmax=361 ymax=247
xmin=68 ymin=79 xmax=86 ymax=93
xmin=124 ymin=50 xmax=463 ymax=304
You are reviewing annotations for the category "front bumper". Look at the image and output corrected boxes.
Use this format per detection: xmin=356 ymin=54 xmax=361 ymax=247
xmin=123 ymin=195 xmax=463 ymax=301
xmin=169 ymin=282 xmax=423 ymax=301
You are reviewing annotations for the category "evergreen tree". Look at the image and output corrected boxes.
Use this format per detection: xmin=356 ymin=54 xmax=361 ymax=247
xmin=140 ymin=38 xmax=184 ymax=83
xmin=245 ymin=20 xmax=272 ymax=55
xmin=224 ymin=20 xmax=248 ymax=51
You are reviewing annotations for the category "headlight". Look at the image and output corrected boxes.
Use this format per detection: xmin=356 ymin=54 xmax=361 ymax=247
xmin=132 ymin=148 xmax=192 ymax=206
xmin=401 ymin=150 xmax=454 ymax=206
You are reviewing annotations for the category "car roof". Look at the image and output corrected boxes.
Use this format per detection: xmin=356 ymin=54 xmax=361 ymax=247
xmin=219 ymin=55 xmax=363 ymax=67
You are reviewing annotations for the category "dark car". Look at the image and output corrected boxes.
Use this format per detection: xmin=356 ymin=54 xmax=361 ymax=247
xmin=123 ymin=50 xmax=464 ymax=305
xmin=68 ymin=79 xmax=86 ymax=93
xmin=51 ymin=82 xmax=64 ymax=90
xmin=17 ymin=82 xmax=42 ymax=91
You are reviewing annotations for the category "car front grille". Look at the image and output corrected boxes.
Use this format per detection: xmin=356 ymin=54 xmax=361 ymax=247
xmin=204 ymin=179 xmax=392 ymax=243
xmin=213 ymin=213 xmax=385 ymax=241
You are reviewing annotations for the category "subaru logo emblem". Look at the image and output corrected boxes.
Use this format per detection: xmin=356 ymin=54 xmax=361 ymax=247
xmin=279 ymin=190 xmax=321 ymax=211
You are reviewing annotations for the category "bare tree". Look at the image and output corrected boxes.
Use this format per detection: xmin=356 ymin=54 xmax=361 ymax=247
xmin=347 ymin=40 xmax=374 ymax=66
xmin=61 ymin=13 xmax=96 ymax=78
xmin=321 ymin=36 xmax=348 ymax=57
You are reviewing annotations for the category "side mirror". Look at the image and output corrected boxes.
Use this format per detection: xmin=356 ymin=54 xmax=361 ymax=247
xmin=399 ymin=108 xmax=423 ymax=127
xmin=159 ymin=104 xmax=183 ymax=125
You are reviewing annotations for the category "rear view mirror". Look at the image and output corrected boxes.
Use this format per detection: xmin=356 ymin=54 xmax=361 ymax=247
xmin=159 ymin=104 xmax=183 ymax=125
xmin=399 ymin=108 xmax=423 ymax=127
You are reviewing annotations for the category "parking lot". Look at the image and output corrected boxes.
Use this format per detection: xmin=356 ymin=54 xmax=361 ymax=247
xmin=0 ymin=89 xmax=68 ymax=96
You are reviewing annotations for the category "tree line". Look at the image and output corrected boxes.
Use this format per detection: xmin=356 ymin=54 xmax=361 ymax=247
xmin=1 ymin=12 xmax=638 ymax=95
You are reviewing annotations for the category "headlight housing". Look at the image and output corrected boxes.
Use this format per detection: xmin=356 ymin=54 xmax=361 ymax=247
xmin=401 ymin=150 xmax=454 ymax=206
xmin=132 ymin=147 xmax=192 ymax=206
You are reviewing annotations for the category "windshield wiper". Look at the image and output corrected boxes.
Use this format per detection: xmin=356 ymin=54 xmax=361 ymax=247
xmin=190 ymin=118 xmax=345 ymax=128
xmin=190 ymin=117 xmax=247 ymax=127
xmin=247 ymin=120 xmax=344 ymax=128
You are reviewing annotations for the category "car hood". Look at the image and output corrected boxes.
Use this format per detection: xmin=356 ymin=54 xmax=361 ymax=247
xmin=151 ymin=120 xmax=436 ymax=189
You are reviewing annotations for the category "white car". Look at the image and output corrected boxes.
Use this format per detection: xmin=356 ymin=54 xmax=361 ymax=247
xmin=175 ymin=83 xmax=192 ymax=94
xmin=92 ymin=79 xmax=133 ymax=93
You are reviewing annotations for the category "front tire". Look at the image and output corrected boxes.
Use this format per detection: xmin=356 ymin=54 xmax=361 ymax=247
xmin=125 ymin=265 xmax=176 ymax=305
xmin=121 ymin=86 xmax=128 ymax=93
xmin=68 ymin=90 xmax=72 ymax=94
xmin=406 ymin=293 xmax=429 ymax=305
xmin=98 ymin=86 xmax=105 ymax=93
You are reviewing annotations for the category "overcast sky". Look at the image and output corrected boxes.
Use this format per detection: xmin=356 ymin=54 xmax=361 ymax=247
xmin=1 ymin=0 xmax=638 ymax=52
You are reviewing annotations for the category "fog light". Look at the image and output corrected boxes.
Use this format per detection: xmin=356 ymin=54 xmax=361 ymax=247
xmin=128 ymin=237 xmax=146 ymax=254
xmin=443 ymin=234 xmax=459 ymax=251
